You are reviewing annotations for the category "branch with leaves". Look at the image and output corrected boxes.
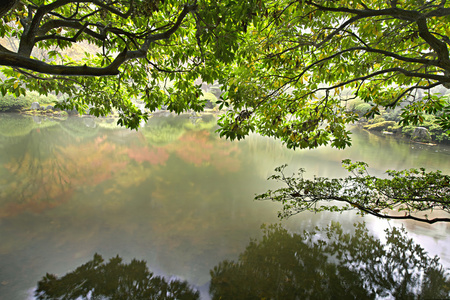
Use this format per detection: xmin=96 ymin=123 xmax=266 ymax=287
xmin=256 ymin=160 xmax=450 ymax=224
xmin=217 ymin=0 xmax=450 ymax=150
xmin=0 ymin=0 xmax=256 ymax=128
xmin=1 ymin=1 xmax=196 ymax=76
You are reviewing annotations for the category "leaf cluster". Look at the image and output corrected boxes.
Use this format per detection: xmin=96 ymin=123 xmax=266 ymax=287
xmin=216 ymin=0 xmax=450 ymax=149
xmin=0 ymin=0 xmax=259 ymax=129
xmin=256 ymin=160 xmax=450 ymax=223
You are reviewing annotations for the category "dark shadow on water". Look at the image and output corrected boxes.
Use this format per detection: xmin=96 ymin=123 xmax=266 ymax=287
xmin=35 ymin=222 xmax=449 ymax=300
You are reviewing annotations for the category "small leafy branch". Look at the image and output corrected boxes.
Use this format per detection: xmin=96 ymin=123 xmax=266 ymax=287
xmin=256 ymin=160 xmax=450 ymax=224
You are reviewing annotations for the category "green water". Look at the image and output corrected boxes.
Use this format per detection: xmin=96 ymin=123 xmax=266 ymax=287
xmin=0 ymin=114 xmax=449 ymax=299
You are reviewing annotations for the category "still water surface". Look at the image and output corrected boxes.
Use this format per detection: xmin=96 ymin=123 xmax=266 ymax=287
xmin=0 ymin=113 xmax=449 ymax=299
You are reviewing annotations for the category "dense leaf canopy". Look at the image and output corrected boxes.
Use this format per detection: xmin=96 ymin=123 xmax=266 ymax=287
xmin=1 ymin=0 xmax=450 ymax=145
xmin=217 ymin=0 xmax=450 ymax=148
xmin=0 ymin=0 xmax=255 ymax=127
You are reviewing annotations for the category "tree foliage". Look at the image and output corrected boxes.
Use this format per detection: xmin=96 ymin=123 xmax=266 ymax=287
xmin=210 ymin=222 xmax=450 ymax=299
xmin=256 ymin=160 xmax=450 ymax=224
xmin=216 ymin=0 xmax=450 ymax=149
xmin=0 ymin=0 xmax=256 ymax=128
xmin=1 ymin=0 xmax=450 ymax=143
xmin=33 ymin=224 xmax=450 ymax=299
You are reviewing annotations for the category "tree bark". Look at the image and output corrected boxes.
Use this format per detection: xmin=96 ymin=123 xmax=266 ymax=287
xmin=0 ymin=0 xmax=17 ymax=19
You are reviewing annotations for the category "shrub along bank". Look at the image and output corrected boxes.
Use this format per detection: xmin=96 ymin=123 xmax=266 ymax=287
xmin=347 ymin=98 xmax=450 ymax=144
xmin=0 ymin=91 xmax=57 ymax=112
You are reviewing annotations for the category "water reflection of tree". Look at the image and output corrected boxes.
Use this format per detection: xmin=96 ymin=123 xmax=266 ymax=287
xmin=171 ymin=130 xmax=240 ymax=171
xmin=0 ymin=115 xmax=243 ymax=218
xmin=1 ymin=125 xmax=72 ymax=217
xmin=0 ymin=128 xmax=128 ymax=217
xmin=35 ymin=253 xmax=200 ymax=300
xmin=141 ymin=114 xmax=218 ymax=146
xmin=0 ymin=114 xmax=35 ymax=137
xmin=210 ymin=222 xmax=450 ymax=300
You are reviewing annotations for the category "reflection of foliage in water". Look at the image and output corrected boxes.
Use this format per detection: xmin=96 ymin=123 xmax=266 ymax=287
xmin=0 ymin=134 xmax=128 ymax=218
xmin=169 ymin=130 xmax=241 ymax=172
xmin=0 ymin=114 xmax=64 ymax=138
xmin=59 ymin=117 xmax=100 ymax=139
xmin=349 ymin=128 xmax=450 ymax=172
xmin=0 ymin=116 xmax=241 ymax=218
xmin=295 ymin=127 xmax=450 ymax=175
xmin=126 ymin=146 xmax=169 ymax=165
xmin=35 ymin=253 xmax=200 ymax=299
xmin=141 ymin=115 xmax=187 ymax=146
xmin=141 ymin=114 xmax=218 ymax=146
xmin=0 ymin=114 xmax=36 ymax=137
xmin=184 ymin=114 xmax=218 ymax=131
xmin=210 ymin=222 xmax=450 ymax=299
xmin=0 ymin=114 xmax=99 ymax=140
xmin=141 ymin=124 xmax=186 ymax=147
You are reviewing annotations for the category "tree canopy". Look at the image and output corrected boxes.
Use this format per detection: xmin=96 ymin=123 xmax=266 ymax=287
xmin=1 ymin=0 xmax=450 ymax=142
xmin=0 ymin=0 xmax=255 ymax=127
xmin=216 ymin=0 xmax=450 ymax=148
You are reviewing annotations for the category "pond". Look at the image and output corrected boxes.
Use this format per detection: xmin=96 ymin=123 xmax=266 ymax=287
xmin=0 ymin=113 xmax=449 ymax=299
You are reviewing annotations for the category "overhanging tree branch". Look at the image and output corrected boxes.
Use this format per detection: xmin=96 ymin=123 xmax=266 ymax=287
xmin=256 ymin=161 xmax=450 ymax=224
xmin=18 ymin=0 xmax=134 ymax=56
xmin=1 ymin=3 xmax=197 ymax=76
xmin=36 ymin=20 xmax=105 ymax=40
xmin=0 ymin=52 xmax=122 ymax=75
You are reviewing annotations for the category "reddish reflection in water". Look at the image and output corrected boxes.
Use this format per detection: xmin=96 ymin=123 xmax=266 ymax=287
xmin=0 ymin=114 xmax=448 ymax=300
xmin=0 ymin=117 xmax=241 ymax=219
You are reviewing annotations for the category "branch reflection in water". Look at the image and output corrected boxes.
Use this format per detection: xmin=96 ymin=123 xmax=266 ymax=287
xmin=35 ymin=222 xmax=449 ymax=300
xmin=35 ymin=253 xmax=200 ymax=299
xmin=210 ymin=222 xmax=450 ymax=299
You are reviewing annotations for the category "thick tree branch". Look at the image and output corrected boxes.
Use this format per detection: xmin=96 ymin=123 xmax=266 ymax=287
xmin=289 ymin=195 xmax=450 ymax=224
xmin=37 ymin=20 xmax=104 ymax=40
xmin=261 ymin=48 xmax=449 ymax=107
xmin=1 ymin=3 xmax=197 ymax=76
xmin=0 ymin=51 xmax=122 ymax=75
xmin=305 ymin=1 xmax=450 ymax=69
xmin=335 ymin=196 xmax=450 ymax=224
xmin=305 ymin=1 xmax=421 ymax=21
xmin=140 ymin=4 xmax=197 ymax=53
xmin=122 ymin=4 xmax=197 ymax=61
xmin=19 ymin=0 xmax=133 ymax=57
xmin=320 ymin=67 xmax=449 ymax=93
xmin=386 ymin=81 xmax=442 ymax=107
xmin=416 ymin=17 xmax=450 ymax=68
